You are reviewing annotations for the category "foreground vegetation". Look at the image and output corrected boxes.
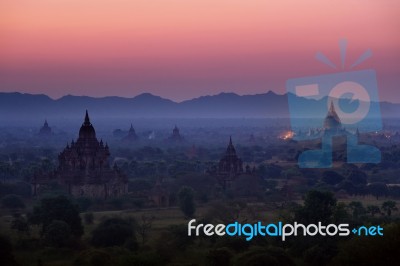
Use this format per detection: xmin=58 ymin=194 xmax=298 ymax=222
xmin=1 ymin=190 xmax=399 ymax=266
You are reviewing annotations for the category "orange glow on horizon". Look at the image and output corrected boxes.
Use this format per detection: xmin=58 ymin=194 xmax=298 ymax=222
xmin=280 ymin=131 xmax=295 ymax=140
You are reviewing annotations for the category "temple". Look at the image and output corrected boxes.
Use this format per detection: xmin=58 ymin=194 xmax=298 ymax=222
xmin=296 ymin=101 xmax=347 ymax=139
xmin=169 ymin=125 xmax=184 ymax=141
xmin=32 ymin=111 xmax=128 ymax=198
xmin=39 ymin=120 xmax=52 ymax=137
xmin=323 ymin=101 xmax=343 ymax=132
xmin=217 ymin=137 xmax=244 ymax=189
xmin=122 ymin=124 xmax=138 ymax=142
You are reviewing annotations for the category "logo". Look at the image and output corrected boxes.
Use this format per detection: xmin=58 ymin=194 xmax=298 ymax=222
xmin=286 ymin=39 xmax=382 ymax=168
xmin=188 ymin=219 xmax=383 ymax=241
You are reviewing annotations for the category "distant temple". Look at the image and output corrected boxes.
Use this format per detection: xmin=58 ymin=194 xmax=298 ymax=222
xmin=323 ymin=101 xmax=344 ymax=133
xmin=32 ymin=111 xmax=128 ymax=198
xmin=169 ymin=125 xmax=184 ymax=141
xmin=217 ymin=137 xmax=243 ymax=189
xmin=297 ymin=101 xmax=347 ymax=139
xmin=122 ymin=124 xmax=138 ymax=142
xmin=39 ymin=120 xmax=52 ymax=137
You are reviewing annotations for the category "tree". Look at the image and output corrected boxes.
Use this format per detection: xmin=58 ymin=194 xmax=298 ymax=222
xmin=29 ymin=195 xmax=83 ymax=237
xmin=382 ymin=201 xmax=398 ymax=216
xmin=137 ymin=214 xmax=155 ymax=245
xmin=368 ymin=182 xmax=388 ymax=199
xmin=339 ymin=180 xmax=356 ymax=195
xmin=333 ymin=203 xmax=350 ymax=223
xmin=366 ymin=205 xmax=381 ymax=217
xmin=91 ymin=217 xmax=136 ymax=248
xmin=178 ymin=186 xmax=196 ymax=218
xmin=322 ymin=171 xmax=344 ymax=185
xmin=1 ymin=194 xmax=25 ymax=210
xmin=347 ymin=169 xmax=367 ymax=185
xmin=10 ymin=213 xmax=30 ymax=237
xmin=295 ymin=190 xmax=336 ymax=224
xmin=44 ymin=220 xmax=72 ymax=247
xmin=348 ymin=201 xmax=366 ymax=220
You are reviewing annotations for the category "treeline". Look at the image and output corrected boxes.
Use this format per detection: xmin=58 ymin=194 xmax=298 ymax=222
xmin=1 ymin=191 xmax=400 ymax=265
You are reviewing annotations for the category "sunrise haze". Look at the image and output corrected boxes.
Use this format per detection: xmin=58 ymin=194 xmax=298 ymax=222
xmin=0 ymin=0 xmax=399 ymax=102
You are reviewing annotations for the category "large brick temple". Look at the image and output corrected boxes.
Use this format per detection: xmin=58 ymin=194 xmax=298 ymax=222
xmin=32 ymin=111 xmax=128 ymax=198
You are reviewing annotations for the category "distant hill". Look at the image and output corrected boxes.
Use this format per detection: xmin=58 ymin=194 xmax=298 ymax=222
xmin=0 ymin=91 xmax=398 ymax=120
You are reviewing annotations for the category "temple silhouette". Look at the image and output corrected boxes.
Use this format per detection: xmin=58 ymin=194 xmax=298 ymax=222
xmin=217 ymin=137 xmax=244 ymax=189
xmin=168 ymin=125 xmax=184 ymax=141
xmin=32 ymin=111 xmax=128 ymax=198
xmin=297 ymin=101 xmax=347 ymax=139
xmin=323 ymin=101 xmax=346 ymax=134
xmin=122 ymin=124 xmax=138 ymax=142
xmin=38 ymin=120 xmax=52 ymax=137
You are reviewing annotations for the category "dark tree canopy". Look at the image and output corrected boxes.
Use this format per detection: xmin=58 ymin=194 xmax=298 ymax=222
xmin=366 ymin=205 xmax=381 ymax=217
xmin=44 ymin=220 xmax=72 ymax=247
xmin=178 ymin=186 xmax=196 ymax=218
xmin=348 ymin=201 xmax=366 ymax=219
xmin=382 ymin=201 xmax=398 ymax=216
xmin=29 ymin=195 xmax=83 ymax=237
xmin=347 ymin=169 xmax=367 ymax=185
xmin=322 ymin=171 xmax=344 ymax=185
xmin=295 ymin=190 xmax=337 ymax=224
xmin=368 ymin=182 xmax=388 ymax=199
xmin=91 ymin=217 xmax=136 ymax=247
xmin=11 ymin=214 xmax=30 ymax=236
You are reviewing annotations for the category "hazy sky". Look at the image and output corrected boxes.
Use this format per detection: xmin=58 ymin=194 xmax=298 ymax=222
xmin=1 ymin=0 xmax=399 ymax=102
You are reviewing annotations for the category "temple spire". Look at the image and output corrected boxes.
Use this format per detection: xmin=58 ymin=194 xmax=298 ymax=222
xmin=84 ymin=110 xmax=90 ymax=125
xmin=226 ymin=136 xmax=236 ymax=155
xmin=329 ymin=101 xmax=335 ymax=113
xmin=330 ymin=101 xmax=340 ymax=121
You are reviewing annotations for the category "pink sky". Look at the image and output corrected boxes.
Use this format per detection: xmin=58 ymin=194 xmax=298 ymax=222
xmin=0 ymin=0 xmax=399 ymax=102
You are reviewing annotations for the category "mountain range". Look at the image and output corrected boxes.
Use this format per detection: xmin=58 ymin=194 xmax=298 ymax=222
xmin=0 ymin=91 xmax=399 ymax=120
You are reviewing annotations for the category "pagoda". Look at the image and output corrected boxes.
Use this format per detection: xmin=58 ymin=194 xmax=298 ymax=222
xmin=217 ymin=137 xmax=243 ymax=189
xmin=122 ymin=124 xmax=138 ymax=142
xmin=32 ymin=111 xmax=128 ymax=198
xmin=39 ymin=120 xmax=52 ymax=137
xmin=168 ymin=125 xmax=184 ymax=141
